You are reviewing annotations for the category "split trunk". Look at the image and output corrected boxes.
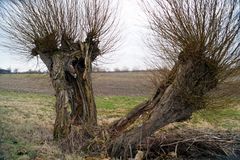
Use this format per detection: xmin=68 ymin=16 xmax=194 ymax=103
xmin=39 ymin=44 xmax=97 ymax=139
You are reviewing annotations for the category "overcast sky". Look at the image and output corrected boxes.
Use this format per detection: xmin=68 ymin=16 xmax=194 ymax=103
xmin=0 ymin=0 xmax=153 ymax=72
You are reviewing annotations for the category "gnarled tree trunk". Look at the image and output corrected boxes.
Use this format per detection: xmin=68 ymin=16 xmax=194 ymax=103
xmin=108 ymin=56 xmax=218 ymax=158
xmin=108 ymin=64 xmax=179 ymax=134
xmin=50 ymin=54 xmax=71 ymax=139
xmin=40 ymin=43 xmax=97 ymax=139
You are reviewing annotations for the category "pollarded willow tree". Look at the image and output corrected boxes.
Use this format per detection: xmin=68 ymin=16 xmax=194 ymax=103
xmin=0 ymin=0 xmax=118 ymax=139
xmin=108 ymin=0 xmax=240 ymax=158
xmin=1 ymin=0 xmax=240 ymax=159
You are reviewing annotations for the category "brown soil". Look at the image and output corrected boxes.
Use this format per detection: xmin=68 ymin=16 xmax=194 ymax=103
xmin=0 ymin=72 xmax=154 ymax=96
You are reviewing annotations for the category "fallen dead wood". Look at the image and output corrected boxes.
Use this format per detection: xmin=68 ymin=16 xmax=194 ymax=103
xmin=138 ymin=128 xmax=240 ymax=160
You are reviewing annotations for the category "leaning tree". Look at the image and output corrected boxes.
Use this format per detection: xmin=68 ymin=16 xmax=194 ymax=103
xmin=0 ymin=0 xmax=118 ymax=139
xmin=108 ymin=0 xmax=240 ymax=158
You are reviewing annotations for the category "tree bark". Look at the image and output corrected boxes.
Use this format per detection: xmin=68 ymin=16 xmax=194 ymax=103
xmin=67 ymin=57 xmax=97 ymax=125
xmin=50 ymin=54 xmax=72 ymax=139
xmin=39 ymin=43 xmax=97 ymax=139
xmin=108 ymin=63 xmax=179 ymax=136
xmin=108 ymin=57 xmax=218 ymax=158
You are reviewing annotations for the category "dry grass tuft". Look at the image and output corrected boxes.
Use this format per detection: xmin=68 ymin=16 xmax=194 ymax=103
xmin=60 ymin=125 xmax=110 ymax=158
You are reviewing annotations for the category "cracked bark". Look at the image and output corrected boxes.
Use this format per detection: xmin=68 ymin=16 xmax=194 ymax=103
xmin=108 ymin=57 xmax=218 ymax=159
xmin=39 ymin=42 xmax=97 ymax=139
xmin=108 ymin=63 xmax=179 ymax=136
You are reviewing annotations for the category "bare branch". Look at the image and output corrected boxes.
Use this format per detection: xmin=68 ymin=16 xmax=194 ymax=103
xmin=142 ymin=0 xmax=240 ymax=79
xmin=0 ymin=0 xmax=120 ymax=60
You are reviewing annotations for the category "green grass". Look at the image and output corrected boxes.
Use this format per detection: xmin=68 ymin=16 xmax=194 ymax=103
xmin=0 ymin=89 xmax=146 ymax=110
xmin=190 ymin=96 xmax=240 ymax=131
xmin=96 ymin=96 xmax=147 ymax=110
xmin=0 ymin=89 xmax=147 ymax=159
xmin=0 ymin=90 xmax=58 ymax=160
xmin=0 ymin=88 xmax=239 ymax=159
xmin=191 ymin=107 xmax=240 ymax=130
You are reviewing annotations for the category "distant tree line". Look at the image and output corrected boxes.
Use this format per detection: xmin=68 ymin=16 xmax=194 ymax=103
xmin=93 ymin=66 xmax=148 ymax=72
xmin=0 ymin=68 xmax=11 ymax=74
xmin=0 ymin=68 xmax=47 ymax=74
xmin=0 ymin=67 xmax=150 ymax=74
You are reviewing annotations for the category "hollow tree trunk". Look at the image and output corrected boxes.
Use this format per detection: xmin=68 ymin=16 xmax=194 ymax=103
xmin=108 ymin=57 xmax=218 ymax=158
xmin=39 ymin=43 xmax=97 ymax=139
xmin=67 ymin=56 xmax=97 ymax=125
